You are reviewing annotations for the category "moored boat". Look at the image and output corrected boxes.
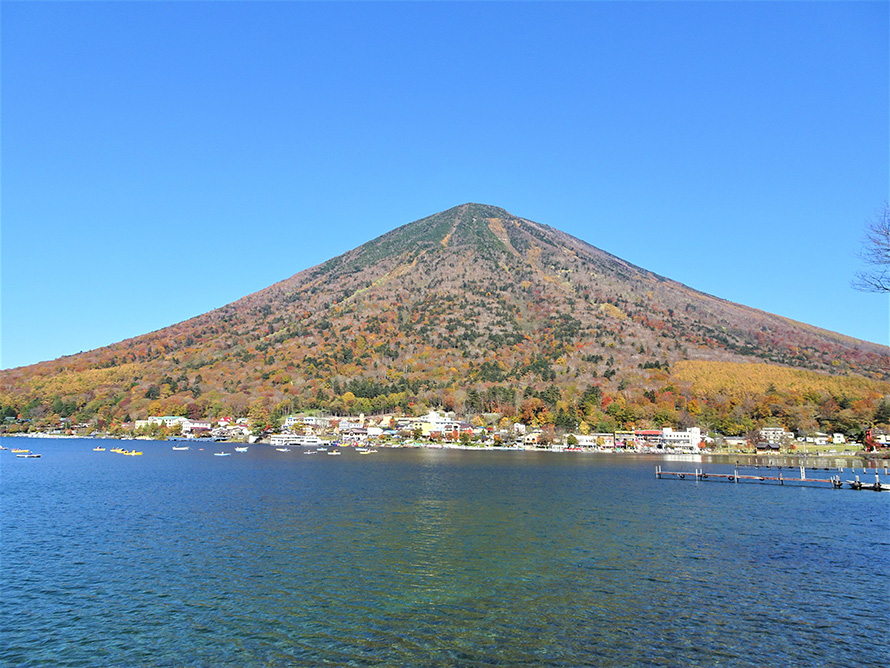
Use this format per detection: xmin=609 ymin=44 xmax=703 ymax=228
xmin=847 ymin=479 xmax=890 ymax=491
xmin=234 ymin=446 xmax=248 ymax=452
xmin=16 ymin=453 xmax=41 ymax=458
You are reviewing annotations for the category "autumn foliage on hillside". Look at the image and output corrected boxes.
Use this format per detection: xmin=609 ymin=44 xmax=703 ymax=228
xmin=2 ymin=204 xmax=888 ymax=438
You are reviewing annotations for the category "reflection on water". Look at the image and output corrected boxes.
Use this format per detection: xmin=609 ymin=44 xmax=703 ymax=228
xmin=1 ymin=437 xmax=888 ymax=667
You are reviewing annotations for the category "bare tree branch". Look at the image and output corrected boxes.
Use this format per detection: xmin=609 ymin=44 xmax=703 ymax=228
xmin=852 ymin=202 xmax=890 ymax=293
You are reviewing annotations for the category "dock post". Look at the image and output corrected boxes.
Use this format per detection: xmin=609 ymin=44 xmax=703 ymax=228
xmin=656 ymin=465 xmax=661 ymax=479
xmin=733 ymin=467 xmax=738 ymax=483
xmin=800 ymin=465 xmax=806 ymax=481
xmin=779 ymin=471 xmax=783 ymax=485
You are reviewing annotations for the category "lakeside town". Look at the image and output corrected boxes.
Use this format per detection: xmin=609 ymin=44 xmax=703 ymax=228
xmin=4 ymin=408 xmax=888 ymax=456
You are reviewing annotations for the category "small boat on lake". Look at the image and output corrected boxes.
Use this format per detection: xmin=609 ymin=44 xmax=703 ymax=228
xmin=304 ymin=450 xmax=317 ymax=455
xmin=276 ymin=447 xmax=290 ymax=452
xmin=234 ymin=446 xmax=248 ymax=452
xmin=11 ymin=449 xmax=29 ymax=453
xmin=16 ymin=453 xmax=41 ymax=458
xmin=327 ymin=450 xmax=341 ymax=456
xmin=93 ymin=446 xmax=106 ymax=451
xmin=847 ymin=479 xmax=890 ymax=491
xmin=172 ymin=445 xmax=190 ymax=451
xmin=214 ymin=452 xmax=231 ymax=457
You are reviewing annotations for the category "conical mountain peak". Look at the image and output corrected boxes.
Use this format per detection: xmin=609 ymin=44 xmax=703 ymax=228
xmin=1 ymin=203 xmax=887 ymax=436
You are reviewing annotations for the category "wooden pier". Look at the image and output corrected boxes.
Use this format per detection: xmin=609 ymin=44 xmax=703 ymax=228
xmin=655 ymin=465 xmax=890 ymax=491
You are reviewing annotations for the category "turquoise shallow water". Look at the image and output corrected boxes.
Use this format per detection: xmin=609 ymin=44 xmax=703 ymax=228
xmin=1 ymin=437 xmax=888 ymax=667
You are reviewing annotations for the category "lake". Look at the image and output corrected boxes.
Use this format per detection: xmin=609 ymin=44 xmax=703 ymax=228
xmin=2 ymin=437 xmax=888 ymax=667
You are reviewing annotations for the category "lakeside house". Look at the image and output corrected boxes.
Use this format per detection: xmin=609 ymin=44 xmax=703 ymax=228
xmin=661 ymin=427 xmax=701 ymax=451
xmin=284 ymin=415 xmax=331 ymax=429
xmin=181 ymin=419 xmax=211 ymax=435
xmin=138 ymin=415 xmax=187 ymax=429
xmin=759 ymin=427 xmax=794 ymax=443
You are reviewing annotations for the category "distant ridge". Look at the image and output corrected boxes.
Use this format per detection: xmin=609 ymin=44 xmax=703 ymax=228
xmin=1 ymin=203 xmax=888 ymax=435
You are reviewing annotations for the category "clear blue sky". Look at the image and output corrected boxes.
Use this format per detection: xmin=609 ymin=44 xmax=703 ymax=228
xmin=2 ymin=1 xmax=888 ymax=370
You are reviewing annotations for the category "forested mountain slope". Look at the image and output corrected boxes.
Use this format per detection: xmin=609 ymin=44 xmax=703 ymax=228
xmin=3 ymin=204 xmax=888 ymax=436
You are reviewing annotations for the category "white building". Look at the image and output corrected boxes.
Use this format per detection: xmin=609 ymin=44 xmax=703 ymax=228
xmin=523 ymin=431 xmax=542 ymax=446
xmin=284 ymin=415 xmax=330 ymax=429
xmin=182 ymin=419 xmax=211 ymax=433
xmin=146 ymin=415 xmax=187 ymax=428
xmin=760 ymin=427 xmax=792 ymax=443
xmin=270 ymin=433 xmax=297 ymax=446
xmin=565 ymin=433 xmax=615 ymax=448
xmin=662 ymin=427 xmax=701 ymax=450
xmin=804 ymin=432 xmax=829 ymax=446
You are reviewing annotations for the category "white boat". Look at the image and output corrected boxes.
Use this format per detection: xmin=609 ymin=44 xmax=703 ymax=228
xmin=234 ymin=447 xmax=248 ymax=452
xmin=304 ymin=450 xmax=317 ymax=455
xmin=276 ymin=447 xmax=290 ymax=452
xmin=93 ymin=446 xmax=106 ymax=451
xmin=17 ymin=453 xmax=41 ymax=458
xmin=214 ymin=452 xmax=231 ymax=457
xmin=847 ymin=480 xmax=890 ymax=491
xmin=172 ymin=445 xmax=190 ymax=451
xmin=327 ymin=450 xmax=341 ymax=456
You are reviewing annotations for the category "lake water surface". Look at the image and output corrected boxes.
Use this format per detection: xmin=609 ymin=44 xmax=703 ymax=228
xmin=2 ymin=437 xmax=888 ymax=667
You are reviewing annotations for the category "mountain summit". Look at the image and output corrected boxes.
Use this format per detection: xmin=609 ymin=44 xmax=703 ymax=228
xmin=2 ymin=204 xmax=888 ymax=431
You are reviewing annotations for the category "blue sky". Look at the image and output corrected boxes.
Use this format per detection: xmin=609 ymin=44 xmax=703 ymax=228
xmin=2 ymin=1 xmax=888 ymax=370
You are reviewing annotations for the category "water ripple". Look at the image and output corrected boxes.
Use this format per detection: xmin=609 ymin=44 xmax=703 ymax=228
xmin=2 ymin=440 xmax=888 ymax=666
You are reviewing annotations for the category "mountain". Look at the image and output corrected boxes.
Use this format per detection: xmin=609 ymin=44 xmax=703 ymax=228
xmin=2 ymin=203 xmax=888 ymax=436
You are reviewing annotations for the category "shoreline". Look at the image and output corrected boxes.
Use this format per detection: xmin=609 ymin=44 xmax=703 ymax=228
xmin=2 ymin=431 xmax=885 ymax=462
